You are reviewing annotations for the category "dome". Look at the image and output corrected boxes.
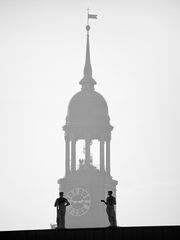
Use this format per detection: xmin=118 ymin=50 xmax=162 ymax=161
xmin=66 ymin=90 xmax=110 ymax=126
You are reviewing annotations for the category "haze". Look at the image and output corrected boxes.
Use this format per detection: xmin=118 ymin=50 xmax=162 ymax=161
xmin=0 ymin=0 xmax=180 ymax=230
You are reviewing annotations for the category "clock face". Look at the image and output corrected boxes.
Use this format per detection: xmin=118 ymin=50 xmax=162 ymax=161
xmin=66 ymin=188 xmax=91 ymax=216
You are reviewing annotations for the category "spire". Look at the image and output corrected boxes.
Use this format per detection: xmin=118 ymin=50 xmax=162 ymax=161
xmin=83 ymin=26 xmax=92 ymax=78
xmin=79 ymin=24 xmax=97 ymax=91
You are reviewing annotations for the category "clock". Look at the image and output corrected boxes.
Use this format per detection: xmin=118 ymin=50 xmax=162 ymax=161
xmin=66 ymin=188 xmax=91 ymax=216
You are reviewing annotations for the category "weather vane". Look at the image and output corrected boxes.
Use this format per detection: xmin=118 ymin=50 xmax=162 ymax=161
xmin=86 ymin=8 xmax=97 ymax=32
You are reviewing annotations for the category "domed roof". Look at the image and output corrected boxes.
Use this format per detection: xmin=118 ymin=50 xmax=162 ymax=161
xmin=64 ymin=25 xmax=112 ymax=129
xmin=66 ymin=90 xmax=110 ymax=126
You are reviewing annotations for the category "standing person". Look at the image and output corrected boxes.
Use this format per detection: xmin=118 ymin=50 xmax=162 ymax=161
xmin=101 ymin=190 xmax=117 ymax=227
xmin=54 ymin=192 xmax=70 ymax=229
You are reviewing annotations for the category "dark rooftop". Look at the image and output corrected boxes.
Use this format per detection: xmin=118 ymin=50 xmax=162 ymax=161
xmin=0 ymin=226 xmax=180 ymax=240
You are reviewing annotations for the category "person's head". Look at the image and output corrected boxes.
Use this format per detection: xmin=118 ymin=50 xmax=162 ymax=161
xmin=59 ymin=192 xmax=64 ymax=197
xmin=108 ymin=190 xmax=113 ymax=196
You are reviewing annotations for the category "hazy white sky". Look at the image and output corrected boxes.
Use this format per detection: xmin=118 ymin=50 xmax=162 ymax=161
xmin=0 ymin=0 xmax=180 ymax=230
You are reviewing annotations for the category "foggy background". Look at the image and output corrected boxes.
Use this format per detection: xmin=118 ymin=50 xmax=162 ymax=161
xmin=0 ymin=0 xmax=180 ymax=230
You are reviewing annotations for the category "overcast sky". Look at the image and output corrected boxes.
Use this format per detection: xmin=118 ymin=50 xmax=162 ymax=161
xmin=0 ymin=0 xmax=180 ymax=230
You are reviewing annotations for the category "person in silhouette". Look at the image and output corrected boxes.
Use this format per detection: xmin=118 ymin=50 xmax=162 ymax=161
xmin=54 ymin=192 xmax=70 ymax=229
xmin=101 ymin=190 xmax=117 ymax=227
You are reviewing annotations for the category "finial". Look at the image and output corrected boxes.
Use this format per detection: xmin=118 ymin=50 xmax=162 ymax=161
xmin=86 ymin=8 xmax=90 ymax=33
xmin=86 ymin=25 xmax=90 ymax=32
xmin=86 ymin=8 xmax=97 ymax=32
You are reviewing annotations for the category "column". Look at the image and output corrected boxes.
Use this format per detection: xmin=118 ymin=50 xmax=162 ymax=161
xmin=85 ymin=138 xmax=91 ymax=165
xmin=106 ymin=139 xmax=111 ymax=175
xmin=100 ymin=139 xmax=105 ymax=172
xmin=65 ymin=137 xmax=70 ymax=175
xmin=71 ymin=139 xmax=76 ymax=172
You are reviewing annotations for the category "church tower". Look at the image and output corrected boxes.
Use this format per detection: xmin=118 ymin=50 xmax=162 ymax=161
xmin=58 ymin=19 xmax=118 ymax=228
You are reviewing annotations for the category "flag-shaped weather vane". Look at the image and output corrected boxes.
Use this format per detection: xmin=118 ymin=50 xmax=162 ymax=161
xmin=86 ymin=8 xmax=97 ymax=32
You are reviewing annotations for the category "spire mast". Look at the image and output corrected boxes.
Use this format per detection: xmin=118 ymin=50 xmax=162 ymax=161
xmin=79 ymin=10 xmax=98 ymax=91
xmin=87 ymin=8 xmax=90 ymax=26
xmin=86 ymin=8 xmax=98 ymax=27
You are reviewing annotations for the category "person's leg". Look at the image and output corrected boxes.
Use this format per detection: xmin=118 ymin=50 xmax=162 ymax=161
xmin=106 ymin=207 xmax=111 ymax=226
xmin=111 ymin=215 xmax=116 ymax=226
xmin=56 ymin=217 xmax=59 ymax=228
xmin=59 ymin=209 xmax=64 ymax=228
xmin=59 ymin=208 xmax=66 ymax=228
xmin=57 ymin=210 xmax=60 ymax=228
xmin=110 ymin=208 xmax=117 ymax=227
xmin=62 ymin=209 xmax=66 ymax=228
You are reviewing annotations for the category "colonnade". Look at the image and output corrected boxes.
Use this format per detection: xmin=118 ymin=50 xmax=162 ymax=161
xmin=65 ymin=137 xmax=111 ymax=176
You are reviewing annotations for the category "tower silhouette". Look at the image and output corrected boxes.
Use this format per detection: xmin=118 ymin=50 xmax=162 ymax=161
xmin=58 ymin=22 xmax=118 ymax=228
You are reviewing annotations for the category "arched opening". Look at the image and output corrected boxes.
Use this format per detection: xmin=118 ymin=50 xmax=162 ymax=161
xmin=91 ymin=140 xmax=100 ymax=170
xmin=76 ymin=140 xmax=85 ymax=169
